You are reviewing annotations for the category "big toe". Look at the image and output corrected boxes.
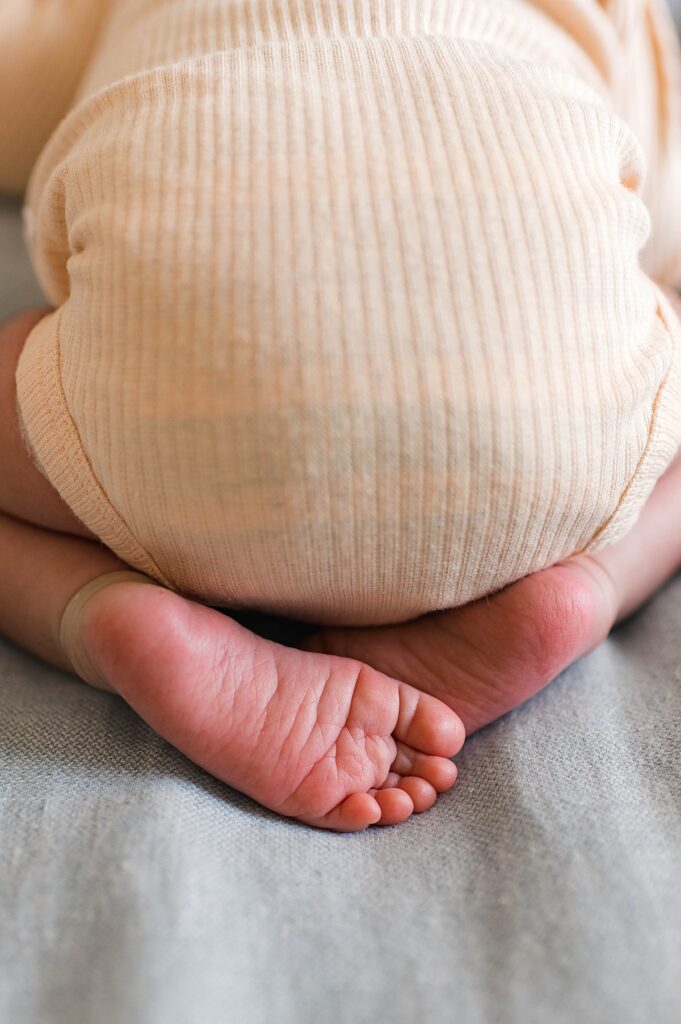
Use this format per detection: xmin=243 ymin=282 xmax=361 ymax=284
xmin=394 ymin=681 xmax=465 ymax=758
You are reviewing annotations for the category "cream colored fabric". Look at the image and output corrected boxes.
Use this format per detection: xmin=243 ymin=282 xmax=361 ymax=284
xmin=9 ymin=0 xmax=681 ymax=624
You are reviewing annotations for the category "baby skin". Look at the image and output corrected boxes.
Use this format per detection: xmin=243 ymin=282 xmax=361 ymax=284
xmin=3 ymin=309 xmax=681 ymax=831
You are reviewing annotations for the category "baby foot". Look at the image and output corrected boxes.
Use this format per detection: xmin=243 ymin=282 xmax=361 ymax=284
xmin=68 ymin=581 xmax=465 ymax=831
xmin=304 ymin=557 xmax=620 ymax=735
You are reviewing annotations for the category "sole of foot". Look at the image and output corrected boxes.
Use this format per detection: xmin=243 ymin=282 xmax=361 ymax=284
xmin=74 ymin=582 xmax=466 ymax=831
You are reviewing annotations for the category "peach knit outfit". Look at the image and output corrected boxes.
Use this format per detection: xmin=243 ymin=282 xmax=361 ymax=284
xmin=3 ymin=0 xmax=681 ymax=625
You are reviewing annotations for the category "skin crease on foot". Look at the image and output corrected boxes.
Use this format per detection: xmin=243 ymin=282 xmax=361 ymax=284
xmin=2 ymin=309 xmax=681 ymax=831
xmin=74 ymin=582 xmax=466 ymax=831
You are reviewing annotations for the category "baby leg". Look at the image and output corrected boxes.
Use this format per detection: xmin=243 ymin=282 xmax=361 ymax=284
xmin=0 ymin=310 xmax=93 ymax=536
xmin=1 ymin=314 xmax=463 ymax=831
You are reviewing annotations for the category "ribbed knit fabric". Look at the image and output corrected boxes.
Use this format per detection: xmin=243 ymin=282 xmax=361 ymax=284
xmin=7 ymin=0 xmax=681 ymax=624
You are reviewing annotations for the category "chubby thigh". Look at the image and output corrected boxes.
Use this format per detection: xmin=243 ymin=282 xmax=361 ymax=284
xmin=0 ymin=310 xmax=93 ymax=538
xmin=15 ymin=17 xmax=681 ymax=625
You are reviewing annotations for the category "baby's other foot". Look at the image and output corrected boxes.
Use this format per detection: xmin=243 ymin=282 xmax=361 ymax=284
xmin=305 ymin=558 xmax=619 ymax=735
xmin=68 ymin=582 xmax=465 ymax=831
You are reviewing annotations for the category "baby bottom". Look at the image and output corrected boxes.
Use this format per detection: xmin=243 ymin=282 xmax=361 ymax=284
xmin=16 ymin=34 xmax=681 ymax=626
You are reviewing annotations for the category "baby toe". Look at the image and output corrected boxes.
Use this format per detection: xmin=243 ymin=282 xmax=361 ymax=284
xmin=397 ymin=777 xmax=438 ymax=813
xmin=305 ymin=792 xmax=382 ymax=833
xmin=374 ymin=787 xmax=414 ymax=826
xmin=391 ymin=741 xmax=458 ymax=792
xmin=394 ymin=682 xmax=465 ymax=758
xmin=377 ymin=772 xmax=401 ymax=790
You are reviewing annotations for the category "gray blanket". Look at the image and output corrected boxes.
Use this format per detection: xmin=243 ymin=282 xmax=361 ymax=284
xmin=1 ymin=183 xmax=681 ymax=1022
